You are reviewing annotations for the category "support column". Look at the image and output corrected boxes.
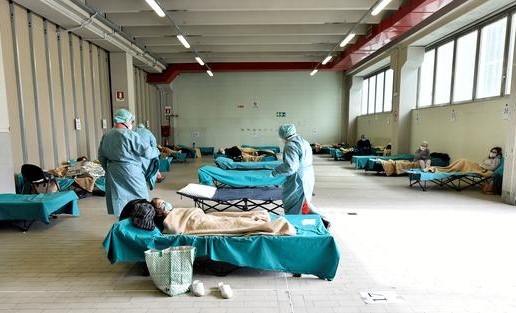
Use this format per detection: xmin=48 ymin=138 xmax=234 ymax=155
xmin=390 ymin=46 xmax=424 ymax=154
xmin=109 ymin=52 xmax=135 ymax=114
xmin=345 ymin=76 xmax=363 ymax=145
xmin=0 ymin=23 xmax=16 ymax=193
xmin=502 ymin=41 xmax=516 ymax=205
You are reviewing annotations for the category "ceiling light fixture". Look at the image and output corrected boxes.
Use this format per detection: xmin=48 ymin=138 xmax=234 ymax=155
xmin=371 ymin=0 xmax=392 ymax=16
xmin=145 ymin=0 xmax=166 ymax=17
xmin=176 ymin=34 xmax=190 ymax=48
xmin=207 ymin=70 xmax=214 ymax=77
xmin=195 ymin=56 xmax=204 ymax=66
xmin=339 ymin=33 xmax=356 ymax=47
xmin=310 ymin=69 xmax=318 ymax=76
xmin=321 ymin=55 xmax=332 ymax=65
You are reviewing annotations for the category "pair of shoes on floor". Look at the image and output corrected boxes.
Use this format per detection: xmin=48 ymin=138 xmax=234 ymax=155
xmin=191 ymin=280 xmax=233 ymax=299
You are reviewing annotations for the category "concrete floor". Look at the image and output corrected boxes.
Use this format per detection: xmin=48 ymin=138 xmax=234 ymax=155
xmin=1 ymin=155 xmax=516 ymax=313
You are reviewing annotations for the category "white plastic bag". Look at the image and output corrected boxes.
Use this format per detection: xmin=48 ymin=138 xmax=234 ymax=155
xmin=144 ymin=246 xmax=196 ymax=296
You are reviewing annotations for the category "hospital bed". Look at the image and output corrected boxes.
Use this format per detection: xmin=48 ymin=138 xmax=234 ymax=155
xmin=241 ymin=145 xmax=281 ymax=153
xmin=352 ymin=154 xmax=414 ymax=170
xmin=215 ymin=156 xmax=281 ymax=170
xmin=198 ymin=165 xmax=285 ymax=187
xmin=406 ymin=169 xmax=492 ymax=191
xmin=103 ymin=214 xmax=340 ymax=280
xmin=364 ymin=154 xmax=449 ymax=173
xmin=177 ymin=183 xmax=283 ymax=214
xmin=0 ymin=191 xmax=79 ymax=231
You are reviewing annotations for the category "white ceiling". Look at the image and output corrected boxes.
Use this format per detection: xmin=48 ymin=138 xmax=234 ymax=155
xmin=83 ymin=0 xmax=404 ymax=64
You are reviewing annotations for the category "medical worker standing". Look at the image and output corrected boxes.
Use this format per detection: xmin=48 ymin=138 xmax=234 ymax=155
xmin=134 ymin=123 xmax=165 ymax=183
xmin=271 ymin=124 xmax=330 ymax=229
xmin=98 ymin=109 xmax=159 ymax=217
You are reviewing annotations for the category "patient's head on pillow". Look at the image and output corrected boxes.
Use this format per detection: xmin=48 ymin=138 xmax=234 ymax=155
xmin=151 ymin=198 xmax=173 ymax=216
xmin=489 ymin=147 xmax=502 ymax=158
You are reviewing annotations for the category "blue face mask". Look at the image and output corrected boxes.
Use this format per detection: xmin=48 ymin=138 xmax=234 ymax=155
xmin=161 ymin=201 xmax=173 ymax=214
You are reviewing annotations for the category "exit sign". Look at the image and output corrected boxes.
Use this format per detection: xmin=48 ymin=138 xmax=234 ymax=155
xmin=276 ymin=112 xmax=286 ymax=117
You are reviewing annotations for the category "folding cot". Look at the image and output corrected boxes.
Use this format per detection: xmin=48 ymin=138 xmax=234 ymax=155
xmin=363 ymin=154 xmax=415 ymax=172
xmin=352 ymin=154 xmax=414 ymax=170
xmin=103 ymin=214 xmax=340 ymax=280
xmin=177 ymin=183 xmax=283 ymax=214
xmin=198 ymin=165 xmax=285 ymax=187
xmin=0 ymin=191 xmax=79 ymax=231
xmin=406 ymin=169 xmax=491 ymax=191
xmin=241 ymin=145 xmax=281 ymax=153
xmin=215 ymin=156 xmax=280 ymax=170
xmin=158 ymin=157 xmax=173 ymax=172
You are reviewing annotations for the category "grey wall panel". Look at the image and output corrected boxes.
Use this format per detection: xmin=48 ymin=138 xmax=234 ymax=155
xmin=71 ymin=35 xmax=87 ymax=158
xmin=134 ymin=68 xmax=141 ymax=122
xmin=90 ymin=45 xmax=103 ymax=144
xmin=58 ymin=31 xmax=77 ymax=160
xmin=81 ymin=41 xmax=96 ymax=159
xmin=99 ymin=49 xmax=111 ymax=131
xmin=46 ymin=22 xmax=67 ymax=164
xmin=139 ymin=70 xmax=145 ymax=123
xmin=30 ymin=14 xmax=55 ymax=169
xmin=13 ymin=5 xmax=39 ymax=166
xmin=0 ymin=0 xmax=23 ymax=170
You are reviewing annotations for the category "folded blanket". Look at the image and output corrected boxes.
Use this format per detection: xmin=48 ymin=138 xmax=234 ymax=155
xmin=163 ymin=208 xmax=296 ymax=236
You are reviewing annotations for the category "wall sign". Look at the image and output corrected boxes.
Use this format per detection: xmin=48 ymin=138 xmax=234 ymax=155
xmin=101 ymin=118 xmax=107 ymax=129
xmin=276 ymin=112 xmax=286 ymax=117
xmin=74 ymin=118 xmax=81 ymax=130
xmin=164 ymin=106 xmax=171 ymax=115
xmin=116 ymin=91 xmax=124 ymax=102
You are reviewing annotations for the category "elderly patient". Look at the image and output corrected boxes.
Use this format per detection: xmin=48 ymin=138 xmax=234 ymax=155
xmin=425 ymin=147 xmax=502 ymax=176
xmin=120 ymin=198 xmax=296 ymax=236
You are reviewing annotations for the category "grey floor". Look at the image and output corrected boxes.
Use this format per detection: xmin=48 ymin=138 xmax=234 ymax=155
xmin=1 ymin=155 xmax=515 ymax=313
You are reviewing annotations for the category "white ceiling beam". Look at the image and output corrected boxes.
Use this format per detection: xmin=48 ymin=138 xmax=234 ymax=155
xmin=85 ymin=0 xmax=401 ymax=12
xmin=124 ymin=24 xmax=369 ymax=37
xmin=152 ymin=44 xmax=342 ymax=54
xmin=138 ymin=35 xmax=345 ymax=46
xmin=106 ymin=11 xmax=384 ymax=27
xmin=162 ymin=56 xmax=322 ymax=63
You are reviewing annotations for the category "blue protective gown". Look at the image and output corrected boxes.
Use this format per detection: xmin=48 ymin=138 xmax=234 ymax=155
xmin=271 ymin=135 xmax=314 ymax=214
xmin=134 ymin=126 xmax=159 ymax=188
xmin=98 ymin=128 xmax=159 ymax=216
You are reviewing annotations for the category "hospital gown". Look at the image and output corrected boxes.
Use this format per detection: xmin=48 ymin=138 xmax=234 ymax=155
xmin=98 ymin=128 xmax=159 ymax=216
xmin=272 ymin=135 xmax=314 ymax=214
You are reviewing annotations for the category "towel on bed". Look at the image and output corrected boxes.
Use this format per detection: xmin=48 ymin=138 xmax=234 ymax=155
xmin=426 ymin=159 xmax=493 ymax=177
xmin=163 ymin=208 xmax=296 ymax=236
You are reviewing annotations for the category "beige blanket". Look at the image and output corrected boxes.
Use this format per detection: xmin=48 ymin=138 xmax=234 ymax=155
xmin=163 ymin=208 xmax=296 ymax=236
xmin=380 ymin=160 xmax=419 ymax=176
xmin=427 ymin=159 xmax=493 ymax=177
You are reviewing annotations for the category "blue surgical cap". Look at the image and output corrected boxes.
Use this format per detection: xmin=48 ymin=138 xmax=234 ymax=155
xmin=278 ymin=124 xmax=297 ymax=139
xmin=113 ymin=109 xmax=134 ymax=124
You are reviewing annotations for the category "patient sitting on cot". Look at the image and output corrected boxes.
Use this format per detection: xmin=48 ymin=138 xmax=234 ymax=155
xmin=121 ymin=197 xmax=296 ymax=236
xmin=424 ymin=147 xmax=502 ymax=177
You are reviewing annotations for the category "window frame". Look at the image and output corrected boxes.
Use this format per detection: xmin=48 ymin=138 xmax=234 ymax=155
xmin=361 ymin=66 xmax=394 ymax=116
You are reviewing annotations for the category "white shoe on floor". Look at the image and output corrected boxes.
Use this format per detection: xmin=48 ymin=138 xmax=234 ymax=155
xmin=191 ymin=280 xmax=205 ymax=297
xmin=218 ymin=282 xmax=233 ymax=299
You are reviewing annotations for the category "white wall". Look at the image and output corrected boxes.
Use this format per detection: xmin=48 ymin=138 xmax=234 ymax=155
xmin=356 ymin=113 xmax=392 ymax=147
xmin=411 ymin=98 xmax=509 ymax=161
xmin=171 ymin=71 xmax=343 ymax=149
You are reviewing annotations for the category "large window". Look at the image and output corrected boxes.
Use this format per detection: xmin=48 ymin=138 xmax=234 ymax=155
xmin=418 ymin=50 xmax=435 ymax=107
xmin=418 ymin=10 xmax=515 ymax=106
xmin=476 ymin=17 xmax=507 ymax=98
xmin=506 ymin=13 xmax=516 ymax=95
xmin=434 ymin=41 xmax=454 ymax=104
xmin=453 ymin=31 xmax=477 ymax=102
xmin=361 ymin=68 xmax=394 ymax=115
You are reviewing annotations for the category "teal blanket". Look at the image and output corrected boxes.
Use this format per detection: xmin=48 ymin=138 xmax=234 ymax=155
xmin=215 ymin=157 xmax=281 ymax=170
xmin=0 ymin=191 xmax=79 ymax=223
xmin=103 ymin=214 xmax=340 ymax=280
xmin=198 ymin=166 xmax=285 ymax=187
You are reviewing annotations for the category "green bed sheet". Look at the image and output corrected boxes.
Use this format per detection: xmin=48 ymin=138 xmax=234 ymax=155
xmin=103 ymin=214 xmax=340 ymax=280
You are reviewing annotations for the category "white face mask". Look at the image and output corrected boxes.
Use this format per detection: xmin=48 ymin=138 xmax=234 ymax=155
xmin=420 ymin=146 xmax=426 ymax=151
xmin=160 ymin=201 xmax=173 ymax=214
xmin=489 ymin=152 xmax=497 ymax=158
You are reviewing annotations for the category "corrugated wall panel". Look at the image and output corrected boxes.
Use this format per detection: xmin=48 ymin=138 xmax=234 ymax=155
xmin=99 ymin=49 xmax=111 ymax=133
xmin=30 ymin=14 xmax=55 ymax=169
xmin=70 ymin=35 xmax=87 ymax=158
xmin=82 ymin=41 xmax=96 ymax=159
xmin=91 ymin=45 xmax=103 ymax=143
xmin=0 ymin=1 xmax=23 ymax=170
xmin=46 ymin=22 xmax=67 ymax=164
xmin=12 ymin=5 xmax=39 ymax=165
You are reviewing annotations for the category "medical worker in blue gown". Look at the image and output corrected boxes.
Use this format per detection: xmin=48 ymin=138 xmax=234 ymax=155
xmin=134 ymin=123 xmax=165 ymax=184
xmin=98 ymin=109 xmax=159 ymax=217
xmin=271 ymin=124 xmax=330 ymax=229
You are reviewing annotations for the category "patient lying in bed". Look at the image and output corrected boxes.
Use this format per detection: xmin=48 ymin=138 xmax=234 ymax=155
xmin=425 ymin=147 xmax=502 ymax=177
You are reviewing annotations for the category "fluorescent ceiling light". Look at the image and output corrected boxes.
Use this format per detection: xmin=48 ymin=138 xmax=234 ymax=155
xmin=310 ymin=69 xmax=318 ymax=76
xmin=195 ymin=56 xmax=205 ymax=66
xmin=322 ymin=55 xmax=332 ymax=65
xmin=145 ymin=0 xmax=166 ymax=17
xmin=371 ymin=0 xmax=392 ymax=16
xmin=339 ymin=33 xmax=356 ymax=47
xmin=177 ymin=34 xmax=190 ymax=48
xmin=207 ymin=70 xmax=214 ymax=77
